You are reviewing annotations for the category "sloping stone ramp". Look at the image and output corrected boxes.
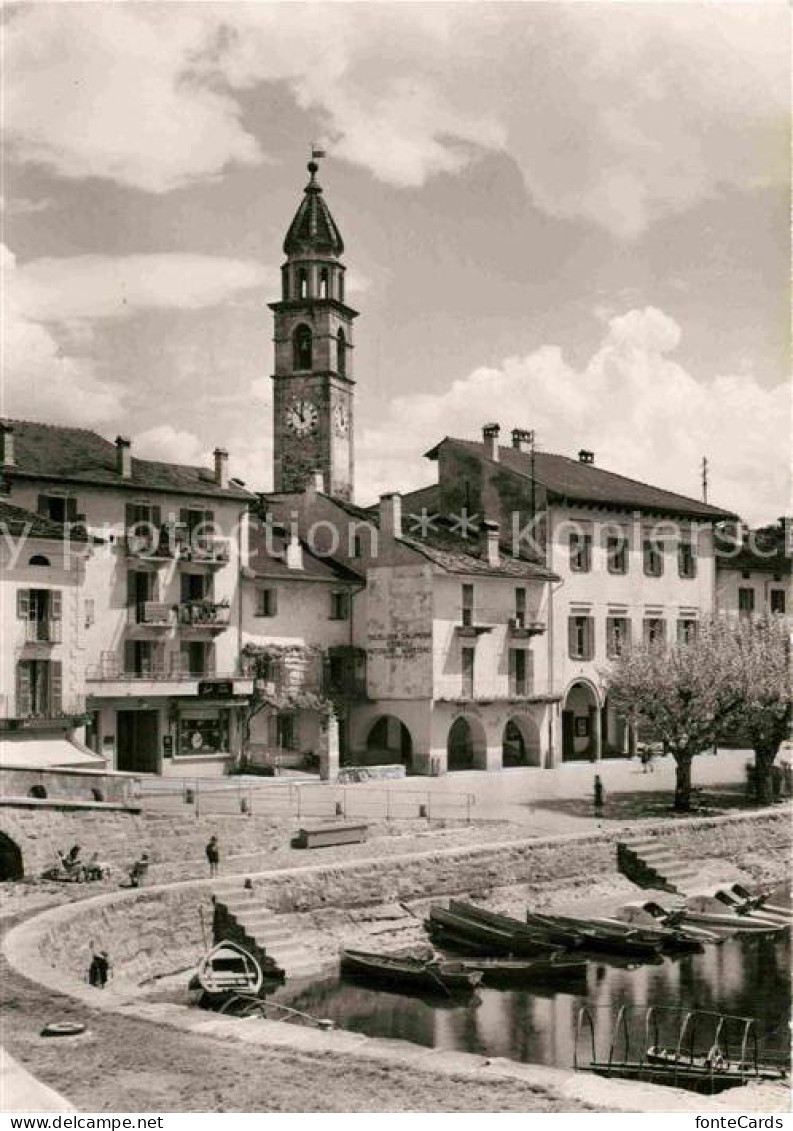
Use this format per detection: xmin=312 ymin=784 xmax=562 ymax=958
xmin=617 ymin=837 xmax=699 ymax=893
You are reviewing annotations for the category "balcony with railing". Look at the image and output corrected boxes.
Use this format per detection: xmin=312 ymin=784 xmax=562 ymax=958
xmin=24 ymin=618 xmax=63 ymax=645
xmin=453 ymin=605 xmax=545 ymax=639
xmin=126 ymin=602 xmax=175 ymax=630
xmin=85 ymin=651 xmax=253 ymax=696
xmin=177 ymin=600 xmax=231 ymax=632
xmin=176 ymin=536 xmax=230 ymax=569
xmin=1 ymin=695 xmax=87 ymax=730
xmin=124 ymin=529 xmax=173 ymax=565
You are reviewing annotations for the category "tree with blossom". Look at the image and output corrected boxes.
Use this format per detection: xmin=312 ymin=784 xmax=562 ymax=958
xmin=605 ymin=619 xmax=741 ymax=811
xmin=723 ymin=614 xmax=791 ymax=805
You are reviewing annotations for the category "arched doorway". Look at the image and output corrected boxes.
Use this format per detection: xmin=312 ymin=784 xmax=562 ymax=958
xmin=562 ymin=681 xmax=600 ymax=761
xmin=502 ymin=715 xmax=542 ymax=767
xmin=0 ymin=832 xmax=23 ymax=881
xmin=365 ymin=716 xmax=412 ymax=766
xmin=447 ymin=715 xmax=487 ymax=771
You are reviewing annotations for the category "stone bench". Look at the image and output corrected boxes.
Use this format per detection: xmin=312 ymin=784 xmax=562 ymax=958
xmin=291 ymin=822 xmax=368 ymax=849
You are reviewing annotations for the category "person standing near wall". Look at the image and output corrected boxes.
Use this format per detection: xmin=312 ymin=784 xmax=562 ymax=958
xmin=206 ymin=835 xmax=220 ymax=877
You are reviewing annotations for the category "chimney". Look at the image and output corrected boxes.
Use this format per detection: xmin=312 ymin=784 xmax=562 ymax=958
xmin=213 ymin=447 xmax=229 ymax=489
xmin=285 ymin=531 xmax=304 ymax=570
xmin=483 ymin=519 xmax=500 ymax=567
xmin=0 ymin=423 xmax=14 ymax=468
xmin=511 ymin=428 xmax=534 ymax=453
xmin=483 ymin=423 xmax=500 ymax=462
xmin=578 ymin=449 xmax=595 ymax=465
xmin=116 ymin=435 xmax=132 ymax=478
xmin=379 ymin=492 xmax=403 ymax=539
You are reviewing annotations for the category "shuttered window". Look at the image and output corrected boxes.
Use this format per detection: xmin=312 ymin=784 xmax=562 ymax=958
xmin=15 ymin=662 xmax=32 ymax=717
xmin=569 ymin=533 xmax=592 ymax=572
xmin=643 ymin=618 xmax=666 ymax=646
xmin=678 ymin=541 xmax=697 ymax=578
xmin=461 ymin=647 xmax=475 ymax=697
xmin=606 ymin=616 xmax=630 ymax=658
xmin=643 ymin=539 xmax=664 ymax=577
xmin=509 ymin=648 xmax=531 ymax=696
xmin=49 ymin=661 xmax=62 ymax=714
xmin=256 ymin=588 xmax=277 ymax=617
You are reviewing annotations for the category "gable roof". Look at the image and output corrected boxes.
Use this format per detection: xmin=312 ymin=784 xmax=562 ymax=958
xmin=0 ymin=498 xmax=92 ymax=542
xmin=247 ymin=519 xmax=362 ymax=584
xmin=2 ymin=419 xmax=254 ymax=501
xmin=426 ymin=437 xmax=737 ymax=521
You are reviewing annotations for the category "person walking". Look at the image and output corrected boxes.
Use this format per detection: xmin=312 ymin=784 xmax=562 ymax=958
xmin=593 ymin=774 xmax=605 ymax=817
xmin=206 ymin=835 xmax=220 ymax=878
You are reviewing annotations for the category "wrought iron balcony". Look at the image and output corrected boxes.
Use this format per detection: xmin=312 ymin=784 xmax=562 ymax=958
xmin=1 ymin=696 xmax=87 ymax=729
xmin=507 ymin=616 xmax=546 ymax=638
xmin=176 ymin=537 xmax=230 ymax=567
xmin=177 ymin=600 xmax=231 ymax=631
xmin=124 ymin=529 xmax=173 ymax=563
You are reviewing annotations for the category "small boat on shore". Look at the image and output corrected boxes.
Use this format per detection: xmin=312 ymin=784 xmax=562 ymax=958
xmin=680 ymin=893 xmax=787 ymax=933
xmin=340 ymin=948 xmax=483 ymax=995
xmin=617 ymin=901 xmax=725 ymax=945
xmin=431 ymin=904 xmax=562 ymax=956
xmin=189 ymin=940 xmax=266 ymax=1003
xmin=707 ymin=883 xmax=793 ymax=924
xmin=546 ymin=910 xmax=704 ymax=953
xmin=446 ymin=901 xmax=575 ymax=953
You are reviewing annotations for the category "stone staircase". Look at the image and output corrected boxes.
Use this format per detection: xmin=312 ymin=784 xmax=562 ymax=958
xmin=213 ymin=892 xmax=328 ymax=980
xmin=617 ymin=837 xmax=699 ymax=894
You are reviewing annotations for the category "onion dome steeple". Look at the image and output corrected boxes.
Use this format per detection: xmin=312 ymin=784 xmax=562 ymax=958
xmin=283 ymin=161 xmax=344 ymax=258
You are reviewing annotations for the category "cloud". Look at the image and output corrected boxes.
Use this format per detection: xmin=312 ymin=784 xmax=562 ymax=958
xmin=1 ymin=245 xmax=125 ymax=425
xmin=133 ymin=425 xmax=209 ymax=467
xmin=5 ymin=5 xmax=787 ymax=237
xmin=13 ymin=253 xmax=272 ymax=323
xmin=2 ymin=244 xmax=272 ymax=427
xmin=4 ymin=5 xmax=261 ymax=194
xmin=355 ymin=307 xmax=789 ymax=525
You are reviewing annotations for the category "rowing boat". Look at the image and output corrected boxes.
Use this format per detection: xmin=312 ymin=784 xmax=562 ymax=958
xmin=525 ymin=911 xmax=663 ymax=958
xmin=449 ymin=952 xmax=588 ymax=987
xmin=431 ymin=904 xmax=562 ymax=956
xmin=446 ymin=901 xmax=577 ymax=952
xmin=340 ymin=948 xmax=483 ymax=994
xmin=190 ymin=940 xmax=265 ymax=1001
xmin=618 ymin=901 xmax=724 ymax=944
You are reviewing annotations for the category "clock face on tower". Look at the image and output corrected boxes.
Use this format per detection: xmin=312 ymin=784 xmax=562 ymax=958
xmin=286 ymin=399 xmax=319 ymax=436
xmin=333 ymin=403 xmax=350 ymax=436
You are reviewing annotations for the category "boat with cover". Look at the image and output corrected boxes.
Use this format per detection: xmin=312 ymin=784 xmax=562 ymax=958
xmin=340 ymin=948 xmax=483 ymax=994
xmin=680 ymin=892 xmax=787 ymax=933
xmin=617 ymin=901 xmax=725 ymax=944
xmin=547 ymin=910 xmax=704 ymax=953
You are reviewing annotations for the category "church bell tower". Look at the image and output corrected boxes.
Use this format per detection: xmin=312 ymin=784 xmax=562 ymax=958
xmin=270 ymin=159 xmax=357 ymax=500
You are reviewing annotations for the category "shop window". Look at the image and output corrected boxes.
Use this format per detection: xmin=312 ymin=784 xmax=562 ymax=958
xmin=178 ymin=710 xmax=230 ymax=755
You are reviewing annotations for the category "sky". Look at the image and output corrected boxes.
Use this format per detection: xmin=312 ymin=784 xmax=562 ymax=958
xmin=3 ymin=1 xmax=790 ymax=525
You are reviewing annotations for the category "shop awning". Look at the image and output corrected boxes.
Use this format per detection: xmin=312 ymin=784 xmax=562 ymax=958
xmin=0 ymin=736 xmax=107 ymax=770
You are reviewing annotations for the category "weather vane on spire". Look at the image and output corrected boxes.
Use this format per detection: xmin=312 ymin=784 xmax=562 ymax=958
xmin=310 ymin=142 xmax=326 ymax=162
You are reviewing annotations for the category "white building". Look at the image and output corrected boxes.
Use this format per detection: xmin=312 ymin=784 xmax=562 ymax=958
xmin=0 ymin=420 xmax=255 ymax=777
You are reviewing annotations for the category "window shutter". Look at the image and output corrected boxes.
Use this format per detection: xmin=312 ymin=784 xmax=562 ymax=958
xmin=50 ymin=591 xmax=62 ymax=620
xmin=586 ymin=617 xmax=595 ymax=660
xmin=271 ymin=588 xmax=278 ymax=616
xmin=66 ymin=497 xmax=78 ymax=522
xmin=17 ymin=590 xmax=30 ymax=619
xmin=179 ymin=508 xmax=189 ymax=527
xmin=125 ymin=503 xmax=136 ymax=531
xmin=37 ymin=495 xmax=49 ymax=516
xmin=151 ymin=504 xmax=162 ymax=529
xmin=16 ymin=663 xmax=32 ymax=716
xmin=124 ymin=641 xmax=136 ymax=673
xmin=49 ymin=661 xmax=63 ymax=714
xmin=584 ymin=535 xmax=592 ymax=571
xmin=526 ymin=649 xmax=535 ymax=694
xmin=568 ymin=617 xmax=577 ymax=659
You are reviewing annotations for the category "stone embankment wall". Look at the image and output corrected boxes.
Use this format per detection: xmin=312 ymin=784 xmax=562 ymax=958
xmin=13 ymin=809 xmax=790 ymax=990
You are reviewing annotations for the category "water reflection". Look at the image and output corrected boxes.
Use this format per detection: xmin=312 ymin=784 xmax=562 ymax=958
xmin=278 ymin=934 xmax=791 ymax=1070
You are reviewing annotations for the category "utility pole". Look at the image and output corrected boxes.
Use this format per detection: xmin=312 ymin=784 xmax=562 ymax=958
xmin=701 ymin=456 xmax=709 ymax=504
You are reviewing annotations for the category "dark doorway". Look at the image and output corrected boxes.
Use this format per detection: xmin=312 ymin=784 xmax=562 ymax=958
xmin=447 ymin=717 xmax=475 ymax=770
xmin=562 ymin=710 xmax=575 ymax=760
xmin=0 ymin=832 xmax=23 ymax=881
xmin=117 ymin=710 xmax=159 ymax=773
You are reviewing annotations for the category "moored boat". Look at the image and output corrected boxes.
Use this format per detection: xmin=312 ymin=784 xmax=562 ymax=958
xmin=555 ymin=911 xmax=704 ymax=953
xmin=433 ymin=904 xmax=562 ymax=956
xmin=450 ymin=952 xmax=588 ymax=987
xmin=340 ymin=948 xmax=483 ymax=995
xmin=446 ymin=901 xmax=578 ymax=952
xmin=617 ymin=901 xmax=725 ymax=944
xmin=525 ymin=910 xmax=663 ymax=958
xmin=681 ymin=893 xmax=787 ymax=933
xmin=190 ymin=940 xmax=266 ymax=1002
